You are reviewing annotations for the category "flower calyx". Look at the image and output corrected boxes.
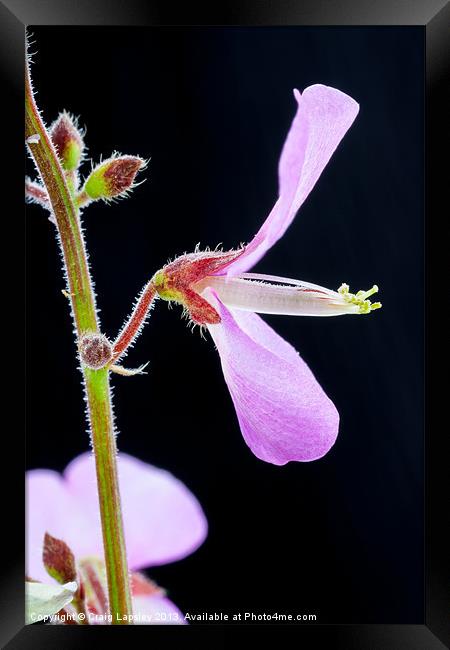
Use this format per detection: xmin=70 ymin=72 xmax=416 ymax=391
xmin=151 ymin=248 xmax=244 ymax=325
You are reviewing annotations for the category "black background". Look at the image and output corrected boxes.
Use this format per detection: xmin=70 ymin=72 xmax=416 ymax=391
xmin=26 ymin=27 xmax=424 ymax=623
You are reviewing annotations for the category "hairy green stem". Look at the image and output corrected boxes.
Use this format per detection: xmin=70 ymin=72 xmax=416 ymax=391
xmin=26 ymin=61 xmax=133 ymax=624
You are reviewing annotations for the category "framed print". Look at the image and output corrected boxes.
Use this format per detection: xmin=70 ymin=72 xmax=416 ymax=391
xmin=1 ymin=1 xmax=448 ymax=647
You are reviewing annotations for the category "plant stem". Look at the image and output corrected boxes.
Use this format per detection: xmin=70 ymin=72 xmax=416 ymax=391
xmin=112 ymin=281 xmax=157 ymax=364
xmin=26 ymin=61 xmax=133 ymax=624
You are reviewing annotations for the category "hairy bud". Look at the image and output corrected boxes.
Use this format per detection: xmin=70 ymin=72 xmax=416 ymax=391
xmin=50 ymin=112 xmax=84 ymax=172
xmin=79 ymin=333 xmax=113 ymax=369
xmin=82 ymin=155 xmax=145 ymax=202
xmin=43 ymin=532 xmax=77 ymax=585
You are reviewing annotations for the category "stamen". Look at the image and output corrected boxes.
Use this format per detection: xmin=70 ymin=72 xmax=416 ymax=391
xmin=338 ymin=283 xmax=382 ymax=314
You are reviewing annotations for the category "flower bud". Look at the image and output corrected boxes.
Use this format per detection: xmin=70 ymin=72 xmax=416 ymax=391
xmin=79 ymin=333 xmax=113 ymax=369
xmin=82 ymin=155 xmax=145 ymax=202
xmin=50 ymin=112 xmax=84 ymax=172
xmin=43 ymin=532 xmax=77 ymax=585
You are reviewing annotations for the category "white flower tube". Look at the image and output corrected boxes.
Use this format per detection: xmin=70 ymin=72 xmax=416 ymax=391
xmin=196 ymin=273 xmax=381 ymax=317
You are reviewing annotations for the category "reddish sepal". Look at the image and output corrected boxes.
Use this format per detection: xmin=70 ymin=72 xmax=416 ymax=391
xmin=153 ymin=248 xmax=244 ymax=325
xmin=43 ymin=532 xmax=77 ymax=585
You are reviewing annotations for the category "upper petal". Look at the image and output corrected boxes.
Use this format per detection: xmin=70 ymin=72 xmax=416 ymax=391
xmin=64 ymin=453 xmax=208 ymax=570
xmin=227 ymin=85 xmax=359 ymax=275
xmin=27 ymin=453 xmax=207 ymax=581
xmin=206 ymin=291 xmax=340 ymax=464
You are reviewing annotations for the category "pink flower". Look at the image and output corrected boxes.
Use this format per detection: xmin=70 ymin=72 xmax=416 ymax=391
xmin=27 ymin=452 xmax=207 ymax=624
xmin=113 ymin=85 xmax=381 ymax=466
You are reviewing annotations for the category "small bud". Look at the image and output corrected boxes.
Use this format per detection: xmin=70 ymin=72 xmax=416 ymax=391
xmin=43 ymin=532 xmax=77 ymax=585
xmin=82 ymin=155 xmax=145 ymax=202
xmin=79 ymin=333 xmax=113 ymax=369
xmin=50 ymin=112 xmax=84 ymax=172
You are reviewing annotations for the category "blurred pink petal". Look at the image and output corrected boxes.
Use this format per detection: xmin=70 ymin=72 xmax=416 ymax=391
xmin=27 ymin=453 xmax=207 ymax=582
xmin=132 ymin=595 xmax=186 ymax=625
xmin=206 ymin=291 xmax=339 ymax=464
xmin=64 ymin=453 xmax=207 ymax=570
xmin=228 ymin=84 xmax=359 ymax=275
xmin=26 ymin=470 xmax=95 ymax=583
xmin=64 ymin=454 xmax=207 ymax=569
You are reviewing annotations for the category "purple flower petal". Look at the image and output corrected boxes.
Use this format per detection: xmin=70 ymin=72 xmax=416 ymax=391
xmin=64 ymin=453 xmax=208 ymax=570
xmin=27 ymin=453 xmax=207 ymax=581
xmin=132 ymin=595 xmax=186 ymax=624
xmin=228 ymin=85 xmax=359 ymax=275
xmin=206 ymin=291 xmax=339 ymax=464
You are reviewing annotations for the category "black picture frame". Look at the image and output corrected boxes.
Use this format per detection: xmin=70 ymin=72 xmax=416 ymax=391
xmin=2 ymin=1 xmax=448 ymax=647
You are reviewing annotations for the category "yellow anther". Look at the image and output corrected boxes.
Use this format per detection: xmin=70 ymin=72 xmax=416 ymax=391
xmin=356 ymin=285 xmax=379 ymax=300
xmin=338 ymin=283 xmax=382 ymax=315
